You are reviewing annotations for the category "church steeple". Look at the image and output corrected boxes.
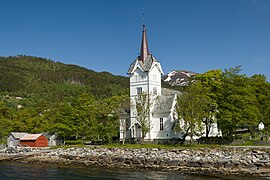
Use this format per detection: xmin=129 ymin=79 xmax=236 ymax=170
xmin=139 ymin=24 xmax=150 ymax=63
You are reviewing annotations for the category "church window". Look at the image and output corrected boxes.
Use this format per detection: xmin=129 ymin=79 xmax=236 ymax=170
xmin=153 ymin=87 xmax=157 ymax=95
xmin=137 ymin=87 xmax=142 ymax=94
xmin=160 ymin=118 xmax=164 ymax=131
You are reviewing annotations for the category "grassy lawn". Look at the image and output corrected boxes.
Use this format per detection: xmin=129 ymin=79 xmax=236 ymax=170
xmin=48 ymin=143 xmax=221 ymax=150
xmin=101 ymin=143 xmax=221 ymax=149
xmin=48 ymin=133 xmax=270 ymax=150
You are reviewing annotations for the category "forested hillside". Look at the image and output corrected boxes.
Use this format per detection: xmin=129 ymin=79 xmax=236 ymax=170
xmin=0 ymin=55 xmax=129 ymax=101
xmin=0 ymin=55 xmax=178 ymax=143
xmin=0 ymin=55 xmax=132 ymax=142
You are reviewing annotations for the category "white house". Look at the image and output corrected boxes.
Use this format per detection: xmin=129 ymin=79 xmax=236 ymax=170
xmin=43 ymin=132 xmax=63 ymax=146
xmin=7 ymin=132 xmax=28 ymax=147
xmin=120 ymin=24 xmax=220 ymax=142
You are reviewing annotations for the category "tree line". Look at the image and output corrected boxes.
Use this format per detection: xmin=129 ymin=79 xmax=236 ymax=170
xmin=176 ymin=66 xmax=270 ymax=142
xmin=0 ymin=93 xmax=129 ymax=143
xmin=1 ymin=55 xmax=269 ymax=144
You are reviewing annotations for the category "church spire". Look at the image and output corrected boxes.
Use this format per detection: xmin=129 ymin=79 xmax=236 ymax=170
xmin=139 ymin=24 xmax=150 ymax=63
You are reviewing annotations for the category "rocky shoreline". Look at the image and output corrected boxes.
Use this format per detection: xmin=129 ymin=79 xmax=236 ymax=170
xmin=1 ymin=147 xmax=270 ymax=177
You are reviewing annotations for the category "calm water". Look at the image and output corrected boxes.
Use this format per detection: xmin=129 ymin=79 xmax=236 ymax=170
xmin=0 ymin=162 xmax=264 ymax=180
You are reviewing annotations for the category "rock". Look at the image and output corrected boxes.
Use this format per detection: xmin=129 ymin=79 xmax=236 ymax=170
xmin=200 ymin=163 xmax=212 ymax=168
xmin=244 ymin=163 xmax=257 ymax=170
xmin=4 ymin=146 xmax=270 ymax=177
xmin=186 ymin=161 xmax=200 ymax=167
xmin=116 ymin=157 xmax=125 ymax=162
xmin=258 ymin=159 xmax=269 ymax=163
xmin=225 ymin=162 xmax=235 ymax=169
xmin=259 ymin=167 xmax=270 ymax=173
xmin=167 ymin=160 xmax=180 ymax=166
xmin=132 ymin=159 xmax=141 ymax=164
xmin=231 ymin=159 xmax=240 ymax=165
xmin=218 ymin=158 xmax=229 ymax=164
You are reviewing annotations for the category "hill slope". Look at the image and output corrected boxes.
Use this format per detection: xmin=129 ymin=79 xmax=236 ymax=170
xmin=0 ymin=55 xmax=129 ymax=101
xmin=162 ymin=70 xmax=197 ymax=86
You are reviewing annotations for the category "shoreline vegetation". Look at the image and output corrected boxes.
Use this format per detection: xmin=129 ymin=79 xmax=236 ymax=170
xmin=1 ymin=146 xmax=270 ymax=177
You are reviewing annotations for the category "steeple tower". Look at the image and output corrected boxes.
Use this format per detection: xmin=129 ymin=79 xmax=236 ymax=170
xmin=124 ymin=23 xmax=165 ymax=142
xmin=139 ymin=24 xmax=150 ymax=63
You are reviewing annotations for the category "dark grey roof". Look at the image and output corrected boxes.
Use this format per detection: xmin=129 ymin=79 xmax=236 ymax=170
xmin=9 ymin=132 xmax=28 ymax=139
xmin=127 ymin=55 xmax=160 ymax=74
xmin=161 ymin=88 xmax=182 ymax=96
xmin=152 ymin=95 xmax=176 ymax=113
xmin=42 ymin=132 xmax=56 ymax=139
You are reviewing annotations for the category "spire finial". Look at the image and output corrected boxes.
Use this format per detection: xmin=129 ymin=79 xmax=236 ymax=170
xmin=142 ymin=13 xmax=145 ymax=26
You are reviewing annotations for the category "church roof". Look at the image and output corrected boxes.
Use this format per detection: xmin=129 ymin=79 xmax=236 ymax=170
xmin=127 ymin=55 xmax=160 ymax=74
xmin=152 ymin=94 xmax=177 ymax=113
xmin=161 ymin=88 xmax=182 ymax=96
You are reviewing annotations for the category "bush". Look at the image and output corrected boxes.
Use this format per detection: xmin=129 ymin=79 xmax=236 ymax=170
xmin=197 ymin=136 xmax=233 ymax=145
xmin=65 ymin=140 xmax=83 ymax=145
xmin=241 ymin=133 xmax=252 ymax=141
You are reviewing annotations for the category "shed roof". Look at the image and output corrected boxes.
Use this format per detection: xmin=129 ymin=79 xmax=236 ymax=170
xmin=20 ymin=134 xmax=43 ymax=140
xmin=42 ymin=132 xmax=55 ymax=139
xmin=9 ymin=132 xmax=28 ymax=139
xmin=152 ymin=95 xmax=177 ymax=113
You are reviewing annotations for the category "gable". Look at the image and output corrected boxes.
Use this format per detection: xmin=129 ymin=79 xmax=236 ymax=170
xmin=149 ymin=63 xmax=163 ymax=76
xmin=149 ymin=58 xmax=163 ymax=75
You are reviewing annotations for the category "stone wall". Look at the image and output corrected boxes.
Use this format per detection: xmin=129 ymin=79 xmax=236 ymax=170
xmin=20 ymin=147 xmax=270 ymax=177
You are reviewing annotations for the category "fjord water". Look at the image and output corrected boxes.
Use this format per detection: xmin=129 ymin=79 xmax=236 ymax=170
xmin=0 ymin=162 xmax=262 ymax=180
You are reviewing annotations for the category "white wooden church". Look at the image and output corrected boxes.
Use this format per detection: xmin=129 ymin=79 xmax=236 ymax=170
xmin=119 ymin=25 xmax=220 ymax=142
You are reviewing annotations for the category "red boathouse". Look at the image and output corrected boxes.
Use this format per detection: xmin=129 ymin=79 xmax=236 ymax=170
xmin=20 ymin=134 xmax=48 ymax=147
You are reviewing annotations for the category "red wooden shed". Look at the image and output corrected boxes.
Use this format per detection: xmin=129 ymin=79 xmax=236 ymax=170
xmin=20 ymin=134 xmax=48 ymax=147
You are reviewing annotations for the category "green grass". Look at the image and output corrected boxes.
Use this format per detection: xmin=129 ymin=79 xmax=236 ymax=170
xmin=101 ymin=143 xmax=221 ymax=149
xmin=229 ymin=133 xmax=270 ymax=146
xmin=47 ymin=143 xmax=221 ymax=150
xmin=230 ymin=139 xmax=270 ymax=146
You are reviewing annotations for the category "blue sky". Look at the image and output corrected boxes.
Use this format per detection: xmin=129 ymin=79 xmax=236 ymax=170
xmin=1 ymin=0 xmax=270 ymax=80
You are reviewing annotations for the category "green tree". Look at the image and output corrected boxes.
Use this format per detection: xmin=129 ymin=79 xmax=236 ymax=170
xmin=217 ymin=66 xmax=261 ymax=137
xmin=97 ymin=95 xmax=129 ymax=143
xmin=250 ymin=74 xmax=270 ymax=133
xmin=46 ymin=102 xmax=77 ymax=142
xmin=134 ymin=93 xmax=154 ymax=142
xmin=72 ymin=93 xmax=99 ymax=143
xmin=176 ymin=82 xmax=210 ymax=143
xmin=196 ymin=70 xmax=222 ymax=137
xmin=0 ymin=102 xmax=12 ymax=142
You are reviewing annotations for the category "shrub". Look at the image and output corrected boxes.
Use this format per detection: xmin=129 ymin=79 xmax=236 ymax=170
xmin=197 ymin=136 xmax=233 ymax=145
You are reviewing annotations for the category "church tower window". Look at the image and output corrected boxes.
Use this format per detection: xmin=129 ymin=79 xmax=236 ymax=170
xmin=160 ymin=118 xmax=164 ymax=130
xmin=137 ymin=87 xmax=142 ymax=94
